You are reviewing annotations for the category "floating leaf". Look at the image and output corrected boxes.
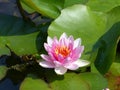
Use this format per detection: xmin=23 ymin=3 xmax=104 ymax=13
xmin=20 ymin=1 xmax=35 ymax=13
xmin=64 ymin=0 xmax=88 ymax=7
xmin=45 ymin=70 xmax=107 ymax=90
xmin=94 ymin=22 xmax=120 ymax=74
xmin=20 ymin=0 xmax=64 ymax=18
xmin=20 ymin=74 xmax=50 ymax=90
xmin=0 ymin=66 xmax=8 ymax=80
xmin=46 ymin=71 xmax=89 ymax=90
xmin=106 ymin=6 xmax=120 ymax=29
xmin=109 ymin=62 xmax=120 ymax=76
xmin=87 ymin=0 xmax=120 ymax=12
xmin=51 ymin=74 xmax=89 ymax=90
xmin=105 ymin=64 xmax=120 ymax=90
xmin=0 ymin=14 xmax=48 ymax=55
xmin=79 ymin=72 xmax=108 ymax=90
xmin=108 ymin=75 xmax=120 ymax=90
xmin=48 ymin=4 xmax=106 ymax=60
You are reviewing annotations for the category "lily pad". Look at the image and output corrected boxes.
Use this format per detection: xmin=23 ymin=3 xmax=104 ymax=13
xmin=94 ymin=21 xmax=120 ymax=74
xmin=87 ymin=0 xmax=120 ymax=12
xmin=106 ymin=6 xmax=120 ymax=29
xmin=20 ymin=0 xmax=64 ymax=18
xmin=20 ymin=74 xmax=50 ymax=90
xmin=48 ymin=4 xmax=106 ymax=60
xmin=64 ymin=0 xmax=89 ymax=7
xmin=46 ymin=72 xmax=89 ymax=90
xmin=109 ymin=62 xmax=120 ymax=76
xmin=0 ymin=66 xmax=8 ymax=80
xmin=79 ymin=72 xmax=108 ymax=90
xmin=0 ymin=14 xmax=47 ymax=55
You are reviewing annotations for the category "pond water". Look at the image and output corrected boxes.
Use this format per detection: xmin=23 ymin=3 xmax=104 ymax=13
xmin=0 ymin=78 xmax=19 ymax=90
xmin=0 ymin=56 xmax=20 ymax=90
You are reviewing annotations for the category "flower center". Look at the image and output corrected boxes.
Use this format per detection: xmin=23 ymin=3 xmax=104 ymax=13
xmin=55 ymin=46 xmax=71 ymax=57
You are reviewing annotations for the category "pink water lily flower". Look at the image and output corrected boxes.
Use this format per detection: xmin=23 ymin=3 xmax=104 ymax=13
xmin=39 ymin=33 xmax=90 ymax=75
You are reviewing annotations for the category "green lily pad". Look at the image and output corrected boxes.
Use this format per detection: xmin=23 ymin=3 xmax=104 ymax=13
xmin=51 ymin=74 xmax=89 ymax=90
xmin=64 ymin=0 xmax=89 ymax=7
xmin=0 ymin=14 xmax=47 ymax=55
xmin=109 ymin=62 xmax=120 ymax=76
xmin=48 ymin=4 xmax=106 ymax=60
xmin=94 ymin=21 xmax=120 ymax=74
xmin=20 ymin=1 xmax=35 ymax=13
xmin=106 ymin=58 xmax=120 ymax=89
xmin=46 ymin=71 xmax=89 ymax=90
xmin=0 ymin=66 xmax=8 ymax=80
xmin=106 ymin=6 xmax=120 ymax=29
xmin=87 ymin=0 xmax=120 ymax=12
xmin=20 ymin=74 xmax=50 ymax=90
xmin=20 ymin=0 xmax=64 ymax=18
xmin=79 ymin=72 xmax=108 ymax=90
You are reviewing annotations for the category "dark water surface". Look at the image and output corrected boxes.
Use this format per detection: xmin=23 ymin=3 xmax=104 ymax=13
xmin=0 ymin=78 xmax=19 ymax=90
xmin=0 ymin=56 xmax=20 ymax=90
xmin=0 ymin=0 xmax=22 ymax=89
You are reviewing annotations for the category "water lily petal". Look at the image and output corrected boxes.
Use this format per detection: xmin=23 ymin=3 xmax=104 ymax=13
xmin=48 ymin=52 xmax=58 ymax=61
xmin=55 ymin=66 xmax=67 ymax=75
xmin=68 ymin=36 xmax=74 ymax=49
xmin=57 ymin=54 xmax=65 ymax=62
xmin=47 ymin=36 xmax=53 ymax=46
xmin=59 ymin=33 xmax=69 ymax=46
xmin=73 ymin=38 xmax=81 ymax=49
xmin=54 ymin=61 xmax=62 ymax=67
xmin=40 ymin=54 xmax=51 ymax=62
xmin=44 ymin=43 xmax=51 ymax=52
xmin=74 ymin=59 xmax=90 ymax=67
xmin=59 ymin=37 xmax=66 ymax=46
xmin=39 ymin=61 xmax=55 ymax=68
xmin=65 ymin=63 xmax=80 ymax=70
xmin=70 ymin=46 xmax=84 ymax=60
xmin=68 ymin=36 xmax=74 ymax=42
xmin=53 ymin=37 xmax=59 ymax=46
xmin=59 ymin=33 xmax=67 ymax=41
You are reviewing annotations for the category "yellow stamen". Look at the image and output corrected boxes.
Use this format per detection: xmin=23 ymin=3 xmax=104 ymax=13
xmin=55 ymin=46 xmax=71 ymax=57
